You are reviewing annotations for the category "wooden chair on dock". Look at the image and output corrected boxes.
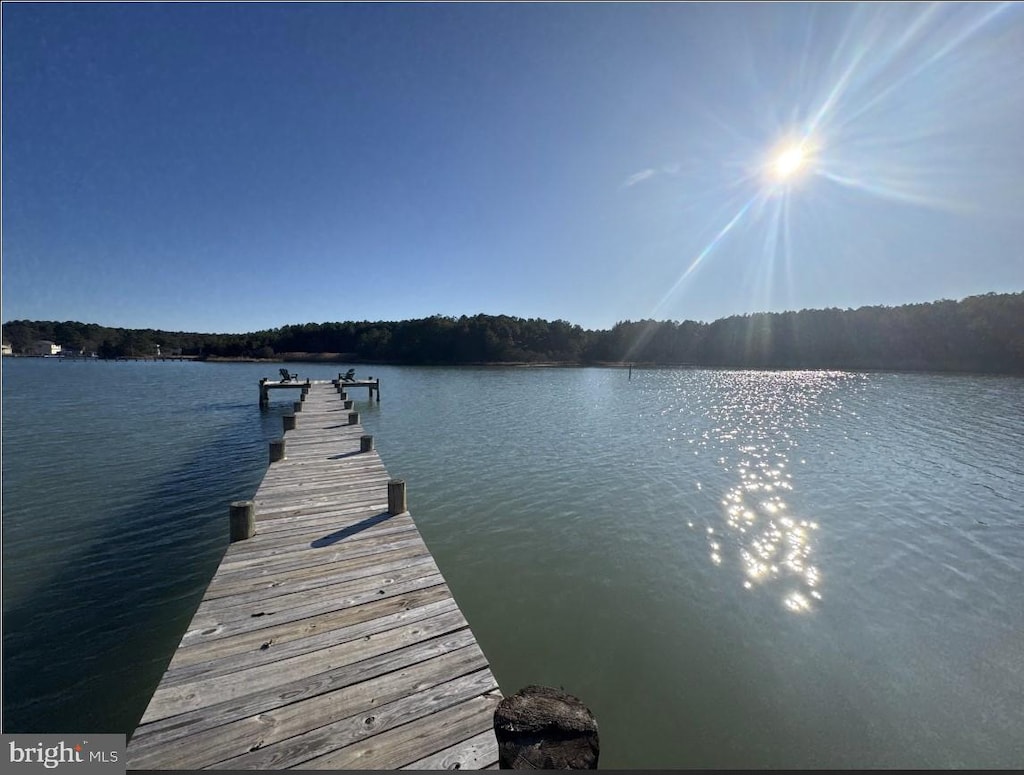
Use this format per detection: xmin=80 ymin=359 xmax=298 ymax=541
xmin=279 ymin=367 xmax=298 ymax=382
xmin=341 ymin=368 xmax=356 ymax=382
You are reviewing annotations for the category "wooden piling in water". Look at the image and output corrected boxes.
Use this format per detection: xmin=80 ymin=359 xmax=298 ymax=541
xmin=493 ymin=685 xmax=599 ymax=769
xmin=293 ymin=400 xmax=303 ymax=413
xmin=283 ymin=413 xmax=296 ymax=432
xmin=348 ymin=411 xmax=359 ymax=425
xmin=360 ymin=434 xmax=374 ymax=453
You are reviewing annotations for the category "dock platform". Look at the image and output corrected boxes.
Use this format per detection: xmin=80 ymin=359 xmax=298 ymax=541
xmin=260 ymin=375 xmax=380 ymax=408
xmin=126 ymin=381 xmax=502 ymax=769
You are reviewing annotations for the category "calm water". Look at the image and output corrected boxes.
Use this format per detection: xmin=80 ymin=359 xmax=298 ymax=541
xmin=3 ymin=359 xmax=1023 ymax=767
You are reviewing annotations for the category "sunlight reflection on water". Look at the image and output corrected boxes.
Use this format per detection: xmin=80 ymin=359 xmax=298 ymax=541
xmin=687 ymin=370 xmax=861 ymax=612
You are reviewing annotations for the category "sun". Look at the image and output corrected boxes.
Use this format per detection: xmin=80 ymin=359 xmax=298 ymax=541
xmin=764 ymin=137 xmax=817 ymax=186
xmin=773 ymin=145 xmax=807 ymax=179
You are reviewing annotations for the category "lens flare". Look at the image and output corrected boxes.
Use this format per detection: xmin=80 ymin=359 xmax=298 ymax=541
xmin=772 ymin=144 xmax=807 ymax=180
xmin=625 ymin=2 xmax=1019 ymax=324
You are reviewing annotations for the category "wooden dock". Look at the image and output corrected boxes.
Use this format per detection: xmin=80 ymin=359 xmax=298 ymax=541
xmin=126 ymin=380 xmax=502 ymax=770
xmin=260 ymin=375 xmax=380 ymax=408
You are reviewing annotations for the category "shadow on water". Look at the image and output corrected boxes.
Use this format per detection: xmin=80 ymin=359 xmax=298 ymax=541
xmin=1 ymin=403 xmax=283 ymax=736
xmin=310 ymin=511 xmax=393 ymax=547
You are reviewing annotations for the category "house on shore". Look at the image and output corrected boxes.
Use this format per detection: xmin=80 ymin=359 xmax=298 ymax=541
xmin=1 ymin=341 xmax=12 ymax=356
xmin=32 ymin=340 xmax=62 ymax=356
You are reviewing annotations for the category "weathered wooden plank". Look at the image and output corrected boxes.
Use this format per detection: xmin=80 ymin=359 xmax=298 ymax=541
xmin=252 ymin=500 xmax=396 ymax=525
xmin=127 ymin=644 xmax=491 ymax=770
xmin=193 ymin=553 xmax=436 ymax=615
xmin=143 ymin=607 xmax=472 ymax=723
xmin=209 ymin=670 xmax=500 ymax=770
xmin=299 ymin=691 xmax=503 ymax=770
xmin=203 ymin=541 xmax=429 ymax=598
xmin=210 ymin=531 xmax=424 ymax=578
xmin=180 ymin=572 xmax=448 ymax=646
xmin=128 ymin=629 xmax=483 ymax=759
xmin=190 ymin=562 xmax=441 ymax=625
xmin=163 ymin=597 xmax=462 ymax=688
xmin=169 ymin=584 xmax=456 ymax=667
xmin=214 ymin=518 xmax=417 ymax=561
xmin=401 ymin=729 xmax=500 ymax=770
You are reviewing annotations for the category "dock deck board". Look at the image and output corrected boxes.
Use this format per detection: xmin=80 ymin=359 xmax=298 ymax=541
xmin=126 ymin=381 xmax=501 ymax=769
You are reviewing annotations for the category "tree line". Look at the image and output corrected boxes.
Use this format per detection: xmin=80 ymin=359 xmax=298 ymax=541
xmin=3 ymin=292 xmax=1022 ymax=373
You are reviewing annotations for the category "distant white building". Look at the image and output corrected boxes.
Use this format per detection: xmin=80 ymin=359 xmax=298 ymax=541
xmin=32 ymin=340 xmax=62 ymax=356
xmin=1 ymin=342 xmax=12 ymax=356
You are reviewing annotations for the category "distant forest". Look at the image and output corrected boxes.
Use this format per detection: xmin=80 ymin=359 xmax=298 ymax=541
xmin=3 ymin=292 xmax=1023 ymax=374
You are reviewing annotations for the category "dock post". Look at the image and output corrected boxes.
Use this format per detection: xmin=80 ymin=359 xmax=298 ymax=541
xmin=387 ymin=479 xmax=407 ymax=515
xmin=360 ymin=435 xmax=374 ymax=453
xmin=269 ymin=439 xmax=286 ymax=463
xmin=259 ymin=378 xmax=268 ymax=409
xmin=343 ymin=399 xmax=353 ymax=410
xmin=283 ymin=413 xmax=296 ymax=432
xmin=340 ymin=390 xmax=348 ymax=400
xmin=293 ymin=401 xmax=303 ymax=413
xmin=494 ymin=685 xmax=599 ymax=769
xmin=376 ymin=379 xmax=380 ymax=402
xmin=348 ymin=411 xmax=359 ymax=425
xmin=229 ymin=500 xmax=256 ymax=542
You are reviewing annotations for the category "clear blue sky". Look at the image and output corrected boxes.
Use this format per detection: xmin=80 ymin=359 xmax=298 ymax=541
xmin=3 ymin=2 xmax=1023 ymax=333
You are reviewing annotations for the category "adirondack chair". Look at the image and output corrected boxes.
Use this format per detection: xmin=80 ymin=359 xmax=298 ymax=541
xmin=341 ymin=368 xmax=357 ymax=382
xmin=279 ymin=367 xmax=298 ymax=382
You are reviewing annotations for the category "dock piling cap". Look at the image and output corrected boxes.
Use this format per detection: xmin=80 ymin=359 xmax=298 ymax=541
xmin=494 ymin=685 xmax=599 ymax=769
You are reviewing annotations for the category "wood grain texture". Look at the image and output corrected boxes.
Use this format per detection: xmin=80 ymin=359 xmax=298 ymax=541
xmin=126 ymin=383 xmax=501 ymax=769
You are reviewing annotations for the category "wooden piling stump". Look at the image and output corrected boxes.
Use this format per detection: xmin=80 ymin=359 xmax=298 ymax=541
xmin=348 ymin=411 xmax=359 ymax=425
xmin=283 ymin=413 xmax=296 ymax=432
xmin=269 ymin=438 xmax=286 ymax=463
xmin=493 ymin=685 xmax=599 ymax=769
xmin=360 ymin=435 xmax=374 ymax=453
xmin=229 ymin=500 xmax=255 ymax=542
xmin=293 ymin=401 xmax=303 ymax=413
xmin=387 ymin=479 xmax=407 ymax=515
xmin=343 ymin=399 xmax=353 ymax=410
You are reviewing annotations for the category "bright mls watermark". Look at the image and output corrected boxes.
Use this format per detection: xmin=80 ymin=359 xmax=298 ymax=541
xmin=3 ymin=735 xmax=124 ymax=774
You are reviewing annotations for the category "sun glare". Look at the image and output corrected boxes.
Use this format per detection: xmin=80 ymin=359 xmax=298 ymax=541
xmin=773 ymin=145 xmax=807 ymax=180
